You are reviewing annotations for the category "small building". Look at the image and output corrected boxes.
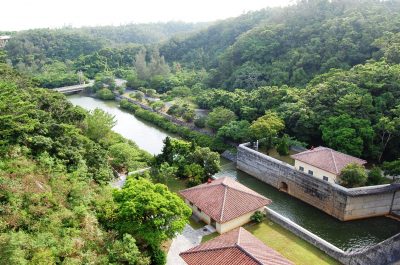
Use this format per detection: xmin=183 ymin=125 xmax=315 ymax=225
xmin=180 ymin=227 xmax=294 ymax=265
xmin=180 ymin=177 xmax=271 ymax=234
xmin=0 ymin=36 xmax=11 ymax=48
xmin=291 ymin=147 xmax=367 ymax=183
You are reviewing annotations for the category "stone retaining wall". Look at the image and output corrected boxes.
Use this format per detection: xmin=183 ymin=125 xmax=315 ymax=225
xmin=265 ymin=207 xmax=400 ymax=265
xmin=237 ymin=143 xmax=400 ymax=220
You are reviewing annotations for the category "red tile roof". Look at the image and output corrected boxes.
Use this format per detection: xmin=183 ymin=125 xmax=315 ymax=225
xmin=291 ymin=147 xmax=367 ymax=175
xmin=179 ymin=177 xmax=271 ymax=223
xmin=180 ymin=227 xmax=294 ymax=265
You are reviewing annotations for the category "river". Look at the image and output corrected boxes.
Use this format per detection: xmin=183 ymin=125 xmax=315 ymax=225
xmin=68 ymin=94 xmax=400 ymax=252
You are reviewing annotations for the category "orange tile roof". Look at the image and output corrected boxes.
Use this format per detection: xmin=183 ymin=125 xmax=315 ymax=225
xmin=179 ymin=177 xmax=271 ymax=223
xmin=290 ymin=147 xmax=367 ymax=175
xmin=180 ymin=227 xmax=294 ymax=265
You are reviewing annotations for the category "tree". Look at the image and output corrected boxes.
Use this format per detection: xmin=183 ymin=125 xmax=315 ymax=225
xmin=85 ymin=108 xmax=116 ymax=142
xmin=339 ymin=163 xmax=367 ymax=188
xmin=320 ymin=114 xmax=374 ymax=158
xmin=367 ymin=167 xmax=386 ymax=186
xmin=184 ymin=163 xmax=205 ymax=187
xmin=132 ymin=91 xmax=144 ymax=102
xmin=194 ymin=116 xmax=206 ymax=128
xmin=108 ymin=234 xmax=151 ymax=265
xmin=109 ymin=142 xmax=147 ymax=172
xmin=152 ymin=162 xmax=178 ymax=184
xmin=113 ymin=178 xmax=191 ymax=246
xmin=217 ymin=120 xmax=251 ymax=143
xmin=206 ymin=107 xmax=237 ymax=131
xmin=134 ymin=48 xmax=149 ymax=81
xmin=382 ymin=159 xmax=400 ymax=180
xmin=189 ymin=147 xmax=221 ymax=178
xmin=96 ymin=87 xmax=115 ymax=100
xmin=277 ymin=134 xmax=290 ymax=156
xmin=250 ymin=111 xmax=285 ymax=149
xmin=374 ymin=106 xmax=400 ymax=162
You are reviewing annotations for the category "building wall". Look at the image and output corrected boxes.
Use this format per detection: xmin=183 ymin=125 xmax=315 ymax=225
xmin=294 ymin=160 xmax=337 ymax=183
xmin=236 ymin=143 xmax=400 ymax=221
xmin=184 ymin=199 xmax=211 ymax=224
xmin=217 ymin=207 xmax=265 ymax=234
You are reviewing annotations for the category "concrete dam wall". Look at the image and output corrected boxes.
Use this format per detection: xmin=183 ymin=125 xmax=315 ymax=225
xmin=236 ymin=143 xmax=400 ymax=221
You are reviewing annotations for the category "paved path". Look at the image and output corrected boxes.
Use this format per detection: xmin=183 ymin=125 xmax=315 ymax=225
xmin=167 ymin=222 xmax=216 ymax=265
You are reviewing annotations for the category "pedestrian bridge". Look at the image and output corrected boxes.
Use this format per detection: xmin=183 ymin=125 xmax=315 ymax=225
xmin=53 ymin=81 xmax=94 ymax=94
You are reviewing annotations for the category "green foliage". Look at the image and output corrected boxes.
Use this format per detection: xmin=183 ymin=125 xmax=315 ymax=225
xmin=96 ymin=87 xmax=115 ymax=100
xmin=134 ymin=48 xmax=170 ymax=87
xmin=108 ymin=234 xmax=151 ymax=265
xmin=93 ymin=72 xmax=116 ymax=92
xmin=131 ymin=91 xmax=144 ymax=101
xmin=277 ymin=134 xmax=290 ymax=156
xmin=320 ymin=114 xmax=374 ymax=157
xmin=151 ymin=100 xmax=165 ymax=111
xmin=152 ymin=162 xmax=178 ymax=184
xmin=0 ymin=62 xmax=188 ymax=264
xmin=109 ymin=142 xmax=148 ymax=172
xmin=339 ymin=163 xmax=368 ymax=188
xmin=206 ymin=107 xmax=237 ymax=131
xmin=113 ymin=178 xmax=191 ymax=246
xmin=194 ymin=116 xmax=207 ymax=128
xmin=85 ymin=108 xmax=116 ymax=142
xmin=250 ymin=211 xmax=265 ymax=223
xmin=33 ymin=61 xmax=80 ymax=88
xmin=161 ymin=1 xmax=400 ymax=89
xmin=166 ymin=102 xmax=195 ymax=122
xmin=217 ymin=120 xmax=251 ymax=143
xmin=382 ymin=160 xmax=400 ymax=178
xmin=367 ymin=167 xmax=386 ymax=186
xmin=155 ymin=138 xmax=220 ymax=185
xmin=250 ymin=111 xmax=285 ymax=149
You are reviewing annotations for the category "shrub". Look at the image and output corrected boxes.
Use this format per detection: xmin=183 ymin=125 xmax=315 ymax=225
xmin=367 ymin=167 xmax=386 ymax=185
xmin=277 ymin=134 xmax=290 ymax=156
xmin=339 ymin=163 xmax=367 ymax=188
xmin=194 ymin=116 xmax=207 ymax=128
xmin=182 ymin=109 xmax=195 ymax=122
xmin=250 ymin=211 xmax=265 ymax=223
xmin=96 ymin=88 xmax=115 ymax=100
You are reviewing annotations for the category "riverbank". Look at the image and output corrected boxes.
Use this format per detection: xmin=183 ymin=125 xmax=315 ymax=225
xmin=117 ymin=95 xmax=233 ymax=152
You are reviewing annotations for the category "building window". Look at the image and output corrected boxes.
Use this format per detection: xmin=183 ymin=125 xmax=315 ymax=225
xmin=299 ymin=166 xmax=304 ymax=172
xmin=323 ymin=176 xmax=329 ymax=181
xmin=308 ymin=170 xmax=313 ymax=175
xmin=198 ymin=208 xmax=202 ymax=213
xmin=189 ymin=202 xmax=193 ymax=206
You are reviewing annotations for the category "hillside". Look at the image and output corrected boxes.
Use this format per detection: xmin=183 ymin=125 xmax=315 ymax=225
xmin=160 ymin=0 xmax=400 ymax=89
xmin=4 ymin=22 xmax=208 ymax=70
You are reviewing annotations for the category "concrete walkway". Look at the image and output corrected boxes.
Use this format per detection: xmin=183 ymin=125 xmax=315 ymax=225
xmin=167 ymin=221 xmax=216 ymax=265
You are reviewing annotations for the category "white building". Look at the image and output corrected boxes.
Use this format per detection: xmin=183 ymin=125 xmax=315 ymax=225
xmin=180 ymin=177 xmax=271 ymax=234
xmin=291 ymin=147 xmax=367 ymax=183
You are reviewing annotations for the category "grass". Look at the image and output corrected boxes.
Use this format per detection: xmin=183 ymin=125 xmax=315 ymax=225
xmin=201 ymin=232 xmax=219 ymax=243
xmin=245 ymin=220 xmax=340 ymax=265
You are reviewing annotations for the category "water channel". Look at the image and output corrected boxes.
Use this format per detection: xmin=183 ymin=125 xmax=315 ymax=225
xmin=68 ymin=94 xmax=400 ymax=252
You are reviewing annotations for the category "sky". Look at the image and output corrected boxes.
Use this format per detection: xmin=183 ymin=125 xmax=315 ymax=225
xmin=0 ymin=0 xmax=293 ymax=31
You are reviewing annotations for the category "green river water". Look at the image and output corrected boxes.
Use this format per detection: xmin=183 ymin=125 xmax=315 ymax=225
xmin=68 ymin=94 xmax=400 ymax=252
